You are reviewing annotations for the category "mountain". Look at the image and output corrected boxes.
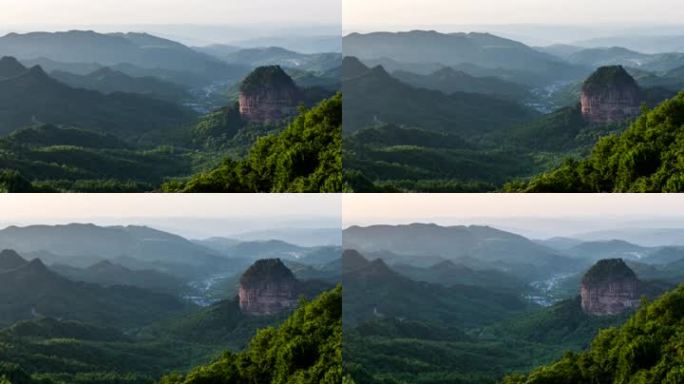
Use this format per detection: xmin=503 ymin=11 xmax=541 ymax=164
xmin=392 ymin=67 xmax=531 ymax=100
xmin=50 ymin=260 xmax=183 ymax=294
xmin=0 ymin=31 xmax=245 ymax=76
xmin=580 ymin=66 xmax=642 ymax=124
xmin=0 ymin=256 xmax=186 ymax=329
xmin=228 ymin=227 xmax=342 ymax=248
xmin=0 ymin=249 xmax=28 ymax=270
xmin=0 ymin=58 xmax=196 ymax=138
xmin=580 ymin=259 xmax=641 ymax=316
xmin=239 ymin=259 xmax=299 ymax=316
xmin=159 ymin=286 xmax=341 ymax=384
xmin=341 ymin=58 xmax=539 ymax=135
xmin=574 ymin=34 xmax=684 ymax=54
xmin=503 ymin=283 xmax=684 ymax=383
xmin=0 ymin=224 xmax=230 ymax=279
xmin=573 ymin=228 xmax=684 ymax=247
xmin=391 ymin=260 xmax=526 ymax=291
xmin=199 ymin=46 xmax=342 ymax=73
xmin=238 ymin=65 xmax=301 ymax=124
xmin=565 ymin=240 xmax=649 ymax=262
xmin=343 ymin=224 xmax=575 ymax=280
xmin=506 ymin=91 xmax=684 ymax=192
xmin=563 ymin=47 xmax=650 ymax=67
xmin=0 ymin=56 xmax=27 ymax=79
xmin=342 ymin=250 xmax=529 ymax=328
xmin=50 ymin=67 xmax=189 ymax=102
xmin=343 ymin=31 xmax=586 ymax=84
xmin=163 ymin=93 xmax=342 ymax=193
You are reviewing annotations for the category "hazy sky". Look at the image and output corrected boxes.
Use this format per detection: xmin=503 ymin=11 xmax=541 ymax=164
xmin=0 ymin=0 xmax=339 ymax=27
xmin=0 ymin=194 xmax=341 ymax=239
xmin=343 ymin=194 xmax=684 ymax=238
xmin=343 ymin=0 xmax=684 ymax=30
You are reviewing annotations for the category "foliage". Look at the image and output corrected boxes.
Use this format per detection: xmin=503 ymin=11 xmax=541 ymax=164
xmin=503 ymin=284 xmax=684 ymax=383
xmin=163 ymin=93 xmax=342 ymax=192
xmin=508 ymin=92 xmax=684 ymax=192
xmin=159 ymin=286 xmax=342 ymax=384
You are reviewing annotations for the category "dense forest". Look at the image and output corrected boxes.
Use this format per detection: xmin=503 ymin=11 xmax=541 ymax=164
xmin=0 ymin=31 xmax=342 ymax=192
xmin=163 ymin=94 xmax=342 ymax=193
xmin=507 ymin=92 xmax=684 ymax=192
xmin=159 ymin=286 xmax=342 ymax=384
xmin=503 ymin=283 xmax=684 ymax=383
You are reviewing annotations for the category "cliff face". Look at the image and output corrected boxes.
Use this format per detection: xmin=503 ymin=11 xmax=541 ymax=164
xmin=580 ymin=258 xmax=640 ymax=316
xmin=238 ymin=258 xmax=298 ymax=316
xmin=238 ymin=66 xmax=300 ymax=124
xmin=580 ymin=66 xmax=642 ymax=124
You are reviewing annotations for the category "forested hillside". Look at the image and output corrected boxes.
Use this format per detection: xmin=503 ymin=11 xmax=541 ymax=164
xmin=159 ymin=286 xmax=342 ymax=384
xmin=163 ymin=94 xmax=342 ymax=192
xmin=507 ymin=92 xmax=684 ymax=192
xmin=503 ymin=284 xmax=684 ymax=383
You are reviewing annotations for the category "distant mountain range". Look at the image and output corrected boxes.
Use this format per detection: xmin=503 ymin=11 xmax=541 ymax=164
xmin=0 ymin=251 xmax=186 ymax=329
xmin=341 ymin=57 xmax=538 ymax=135
xmin=0 ymin=57 xmax=196 ymax=138
xmin=343 ymin=223 xmax=577 ymax=280
xmin=344 ymin=31 xmax=589 ymax=85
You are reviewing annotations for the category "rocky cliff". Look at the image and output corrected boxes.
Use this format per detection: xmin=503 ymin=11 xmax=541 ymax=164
xmin=580 ymin=65 xmax=642 ymax=124
xmin=580 ymin=258 xmax=640 ymax=316
xmin=238 ymin=258 xmax=299 ymax=316
xmin=238 ymin=66 xmax=301 ymax=124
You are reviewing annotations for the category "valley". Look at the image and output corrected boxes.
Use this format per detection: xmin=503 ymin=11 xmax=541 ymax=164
xmin=342 ymin=220 xmax=684 ymax=384
xmin=342 ymin=30 xmax=684 ymax=192
xmin=0 ymin=221 xmax=342 ymax=383
xmin=0 ymin=30 xmax=342 ymax=192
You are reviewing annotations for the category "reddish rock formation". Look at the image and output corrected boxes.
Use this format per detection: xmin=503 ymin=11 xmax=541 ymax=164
xmin=580 ymin=66 xmax=642 ymax=124
xmin=238 ymin=258 xmax=298 ymax=316
xmin=580 ymin=258 xmax=640 ymax=316
xmin=238 ymin=66 xmax=300 ymax=124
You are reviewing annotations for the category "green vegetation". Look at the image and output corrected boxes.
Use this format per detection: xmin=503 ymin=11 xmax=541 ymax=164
xmin=159 ymin=286 xmax=342 ymax=384
xmin=582 ymin=65 xmax=639 ymax=93
xmin=343 ymin=249 xmax=634 ymax=384
xmin=503 ymin=284 xmax=684 ymax=384
xmin=241 ymin=259 xmax=296 ymax=286
xmin=582 ymin=259 xmax=637 ymax=284
xmin=163 ymin=93 xmax=342 ymax=192
xmin=507 ymin=92 xmax=684 ymax=192
xmin=239 ymin=65 xmax=298 ymax=94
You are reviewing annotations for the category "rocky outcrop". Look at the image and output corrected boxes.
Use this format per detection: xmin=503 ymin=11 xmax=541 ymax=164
xmin=238 ymin=66 xmax=301 ymax=124
xmin=238 ymin=258 xmax=298 ymax=316
xmin=581 ymin=258 xmax=640 ymax=316
xmin=580 ymin=66 xmax=642 ymax=124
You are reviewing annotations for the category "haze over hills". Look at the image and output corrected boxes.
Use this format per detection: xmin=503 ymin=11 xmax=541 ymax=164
xmin=0 ymin=58 xmax=196 ymax=138
xmin=343 ymin=219 xmax=684 ymax=384
xmin=0 ymin=28 xmax=341 ymax=192
xmin=342 ymin=29 xmax=684 ymax=191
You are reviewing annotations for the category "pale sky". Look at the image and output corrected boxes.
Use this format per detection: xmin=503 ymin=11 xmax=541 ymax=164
xmin=343 ymin=0 xmax=684 ymax=31
xmin=343 ymin=194 xmax=684 ymax=238
xmin=0 ymin=194 xmax=341 ymax=239
xmin=0 ymin=0 xmax=340 ymax=27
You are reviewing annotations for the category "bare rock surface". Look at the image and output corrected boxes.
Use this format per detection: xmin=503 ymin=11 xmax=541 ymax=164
xmin=581 ymin=258 xmax=640 ymax=316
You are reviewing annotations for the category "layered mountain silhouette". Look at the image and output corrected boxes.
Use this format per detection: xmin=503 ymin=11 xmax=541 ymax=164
xmin=50 ymin=67 xmax=189 ymax=102
xmin=0 ymin=251 xmax=185 ymax=328
xmin=342 ymin=58 xmax=539 ymax=135
xmin=0 ymin=224 xmax=230 ymax=279
xmin=343 ymin=31 xmax=587 ymax=84
xmin=343 ymin=223 xmax=575 ymax=280
xmin=342 ymin=250 xmax=528 ymax=328
xmin=0 ymin=58 xmax=195 ymax=137
xmin=0 ymin=31 xmax=244 ymax=75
